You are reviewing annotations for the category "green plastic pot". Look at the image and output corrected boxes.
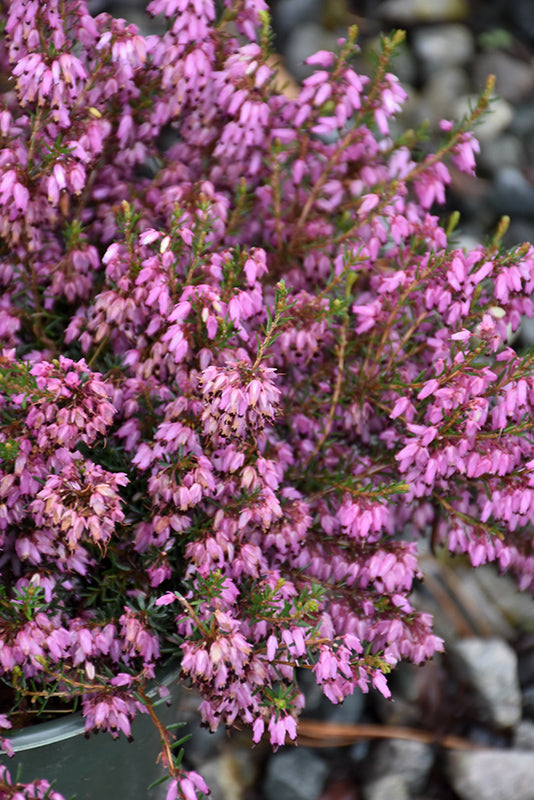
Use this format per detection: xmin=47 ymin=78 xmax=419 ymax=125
xmin=0 ymin=667 xmax=182 ymax=800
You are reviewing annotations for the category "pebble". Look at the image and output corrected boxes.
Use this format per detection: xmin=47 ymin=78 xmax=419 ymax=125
xmin=510 ymin=103 xmax=534 ymax=137
xmin=365 ymin=739 xmax=434 ymax=793
xmin=264 ymin=748 xmax=329 ymax=800
xmin=477 ymin=133 xmax=524 ymax=173
xmin=283 ymin=22 xmax=343 ymax=82
xmin=447 ymin=750 xmax=534 ymax=800
xmin=473 ymin=567 xmax=534 ymax=633
xmin=420 ymin=67 xmax=470 ymax=121
xmin=513 ymin=720 xmax=534 ymax=750
xmin=453 ymin=95 xmax=513 ymax=140
xmin=362 ymin=37 xmax=418 ymax=86
xmin=184 ymin=725 xmax=227 ymax=768
xmin=502 ymin=220 xmax=534 ymax=254
xmin=493 ymin=167 xmax=534 ymax=216
xmin=377 ymin=0 xmax=469 ymax=24
xmin=372 ymin=659 xmax=445 ymax=728
xmin=323 ymin=691 xmax=365 ymax=726
xmin=447 ymin=638 xmax=522 ymax=728
xmin=361 ymin=775 xmax=409 ymax=800
xmin=474 ymin=52 xmax=534 ymax=105
xmin=96 ymin=1 xmax=163 ymax=34
xmin=522 ymin=684 xmax=534 ymax=718
xmin=197 ymin=748 xmax=259 ymax=800
xmin=412 ymin=25 xmax=475 ymax=71
xmin=272 ymin=0 xmax=323 ymax=46
xmin=509 ymin=1 xmax=534 ymax=41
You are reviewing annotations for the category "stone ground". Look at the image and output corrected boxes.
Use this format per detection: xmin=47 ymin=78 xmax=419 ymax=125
xmin=95 ymin=1 xmax=534 ymax=797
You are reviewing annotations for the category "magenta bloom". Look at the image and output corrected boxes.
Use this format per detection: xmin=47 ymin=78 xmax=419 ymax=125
xmin=0 ymin=2 xmax=533 ymax=798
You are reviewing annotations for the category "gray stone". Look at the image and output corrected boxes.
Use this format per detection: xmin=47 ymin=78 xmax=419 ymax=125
xmin=452 ymin=231 xmax=485 ymax=252
xmin=509 ymin=1 xmax=534 ymax=39
xmin=478 ymin=134 xmax=523 ymax=174
xmin=511 ymin=103 xmax=534 ymax=137
xmin=502 ymin=220 xmax=534 ymax=251
xmin=447 ymin=638 xmax=521 ymax=728
xmin=518 ymin=316 xmax=534 ymax=350
xmin=366 ymin=739 xmax=434 ymax=793
xmin=372 ymin=660 xmax=444 ymax=728
xmin=323 ymin=689 xmax=365 ymax=726
xmin=264 ymin=749 xmax=328 ymax=800
xmin=447 ymin=750 xmax=534 ymax=800
xmin=363 ymin=37 xmax=417 ymax=86
xmin=184 ymin=724 xmax=227 ymax=767
xmin=273 ymin=0 xmax=323 ymax=42
xmin=453 ymin=96 xmax=512 ymax=141
xmin=349 ymin=739 xmax=370 ymax=763
xmin=421 ymin=67 xmax=470 ymax=121
xmin=413 ymin=25 xmax=474 ymax=71
xmin=377 ymin=0 xmax=469 ymax=24
xmin=362 ymin=774 xmax=409 ymax=800
xmin=386 ymin=44 xmax=418 ymax=87
xmin=522 ymin=684 xmax=534 ymax=718
xmin=514 ymin=721 xmax=534 ymax=750
xmin=429 ymin=566 xmax=513 ymax=640
xmin=388 ymin=84 xmax=420 ymax=136
xmin=197 ymin=748 xmax=259 ymax=800
xmin=474 ymin=52 xmax=534 ymax=105
xmin=493 ymin=167 xmax=534 ymax=216
xmin=97 ymin=2 xmax=164 ymax=34
xmin=473 ymin=566 xmax=534 ymax=634
xmin=284 ymin=22 xmax=342 ymax=82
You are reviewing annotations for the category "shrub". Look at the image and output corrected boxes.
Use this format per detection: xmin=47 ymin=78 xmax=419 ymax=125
xmin=1 ymin=1 xmax=534 ymax=797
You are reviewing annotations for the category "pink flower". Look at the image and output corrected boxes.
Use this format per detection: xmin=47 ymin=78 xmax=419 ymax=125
xmin=451 ymin=131 xmax=480 ymax=175
xmin=268 ymin=713 xmax=297 ymax=747
xmin=252 ymin=716 xmax=265 ymax=743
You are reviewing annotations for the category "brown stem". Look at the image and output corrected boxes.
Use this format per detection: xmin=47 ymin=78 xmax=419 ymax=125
xmin=175 ymin=592 xmax=210 ymax=638
xmin=303 ymin=315 xmax=349 ymax=469
xmin=296 ymin=718 xmax=483 ymax=750
xmin=138 ymin=686 xmax=177 ymax=774
xmin=384 ymin=310 xmax=429 ymax=375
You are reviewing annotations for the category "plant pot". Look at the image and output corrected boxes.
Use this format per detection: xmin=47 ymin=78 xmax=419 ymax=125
xmin=0 ymin=667 xmax=182 ymax=800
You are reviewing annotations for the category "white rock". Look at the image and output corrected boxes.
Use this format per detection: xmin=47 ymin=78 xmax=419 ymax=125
xmin=264 ymin=749 xmax=328 ymax=800
xmin=421 ymin=67 xmax=470 ymax=120
xmin=447 ymin=750 xmax=534 ymax=800
xmin=514 ymin=720 xmax=534 ymax=750
xmin=413 ymin=25 xmax=474 ymax=70
xmin=362 ymin=775 xmax=409 ymax=800
xmin=448 ymin=638 xmax=521 ymax=728
xmin=366 ymin=739 xmax=434 ymax=793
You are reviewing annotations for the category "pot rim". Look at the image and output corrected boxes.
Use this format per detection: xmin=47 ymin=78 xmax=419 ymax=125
xmin=0 ymin=664 xmax=182 ymax=754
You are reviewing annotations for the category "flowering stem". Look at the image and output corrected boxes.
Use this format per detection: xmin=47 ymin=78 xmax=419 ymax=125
xmin=303 ymin=313 xmax=349 ymax=469
xmin=138 ymin=686 xmax=177 ymax=775
xmin=252 ymin=281 xmax=292 ymax=370
xmin=432 ymin=492 xmax=504 ymax=539
xmin=174 ymin=593 xmax=210 ymax=638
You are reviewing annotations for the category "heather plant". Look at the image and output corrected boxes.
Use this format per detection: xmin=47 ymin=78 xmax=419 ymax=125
xmin=1 ymin=0 xmax=534 ymax=798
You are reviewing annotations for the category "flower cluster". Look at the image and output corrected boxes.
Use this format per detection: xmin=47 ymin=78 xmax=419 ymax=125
xmin=1 ymin=0 xmax=534 ymax=798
